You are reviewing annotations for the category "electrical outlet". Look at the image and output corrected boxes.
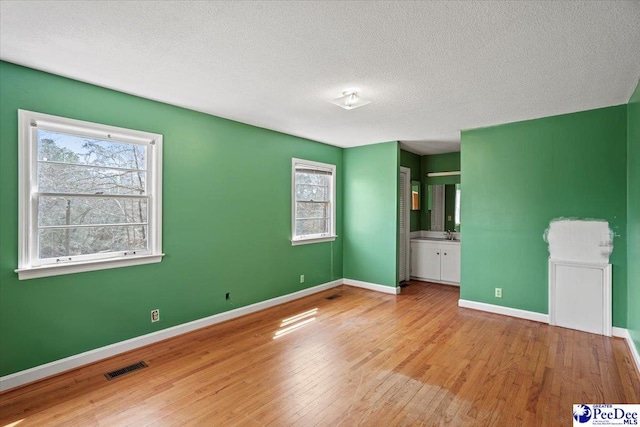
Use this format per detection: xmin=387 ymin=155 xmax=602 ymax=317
xmin=151 ymin=309 xmax=160 ymax=322
xmin=495 ymin=288 xmax=502 ymax=298
xmin=300 ymin=274 xmax=305 ymax=284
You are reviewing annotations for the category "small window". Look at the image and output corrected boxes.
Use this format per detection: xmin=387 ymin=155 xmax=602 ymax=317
xmin=291 ymin=158 xmax=336 ymax=245
xmin=16 ymin=110 xmax=163 ymax=279
xmin=454 ymin=184 xmax=461 ymax=228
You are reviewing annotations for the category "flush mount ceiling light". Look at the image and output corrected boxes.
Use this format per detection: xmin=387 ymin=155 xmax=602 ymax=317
xmin=330 ymin=91 xmax=371 ymax=110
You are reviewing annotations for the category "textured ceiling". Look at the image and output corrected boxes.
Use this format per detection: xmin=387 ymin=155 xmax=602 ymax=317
xmin=1 ymin=1 xmax=639 ymax=155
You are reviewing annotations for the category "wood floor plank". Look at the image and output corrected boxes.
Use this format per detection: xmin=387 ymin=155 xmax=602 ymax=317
xmin=1 ymin=282 xmax=638 ymax=426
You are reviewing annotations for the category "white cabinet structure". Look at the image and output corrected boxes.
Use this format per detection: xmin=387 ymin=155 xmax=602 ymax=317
xmin=440 ymin=244 xmax=460 ymax=283
xmin=410 ymin=239 xmax=460 ymax=285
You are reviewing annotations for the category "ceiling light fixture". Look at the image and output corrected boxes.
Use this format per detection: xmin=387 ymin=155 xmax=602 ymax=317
xmin=330 ymin=91 xmax=371 ymax=110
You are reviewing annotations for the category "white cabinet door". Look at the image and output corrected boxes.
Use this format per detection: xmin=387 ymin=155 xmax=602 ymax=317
xmin=411 ymin=241 xmax=441 ymax=281
xmin=411 ymin=240 xmax=460 ymax=284
xmin=422 ymin=243 xmax=442 ymax=281
xmin=441 ymin=244 xmax=460 ymax=283
xmin=411 ymin=242 xmax=428 ymax=278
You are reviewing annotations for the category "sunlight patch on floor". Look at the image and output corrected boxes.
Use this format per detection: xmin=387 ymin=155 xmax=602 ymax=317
xmin=274 ymin=308 xmax=318 ymax=339
xmin=280 ymin=308 xmax=318 ymax=327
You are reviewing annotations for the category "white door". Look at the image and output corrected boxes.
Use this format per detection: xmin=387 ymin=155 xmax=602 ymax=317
xmin=399 ymin=167 xmax=411 ymax=282
xmin=550 ymin=261 xmax=612 ymax=336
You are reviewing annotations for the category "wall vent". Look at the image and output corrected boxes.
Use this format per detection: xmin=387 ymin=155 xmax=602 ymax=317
xmin=104 ymin=361 xmax=148 ymax=380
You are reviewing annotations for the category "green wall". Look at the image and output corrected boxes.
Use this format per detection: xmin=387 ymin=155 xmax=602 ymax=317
xmin=461 ymin=106 xmax=628 ymax=326
xmin=421 ymin=152 xmax=461 ymax=230
xmin=344 ymin=142 xmax=399 ymax=288
xmin=0 ymin=61 xmax=344 ymax=376
xmin=2 ymin=59 xmax=635 ymax=379
xmin=400 ymin=149 xmax=421 ymax=231
xmin=627 ymin=80 xmax=640 ymax=355
xmin=423 ymin=151 xmax=461 ymax=181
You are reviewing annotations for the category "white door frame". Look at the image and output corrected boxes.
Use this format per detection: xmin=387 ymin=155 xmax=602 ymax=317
xmin=399 ymin=167 xmax=411 ymax=282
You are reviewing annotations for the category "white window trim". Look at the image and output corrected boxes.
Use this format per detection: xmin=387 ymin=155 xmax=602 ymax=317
xmin=15 ymin=110 xmax=164 ymax=280
xmin=291 ymin=158 xmax=337 ymax=246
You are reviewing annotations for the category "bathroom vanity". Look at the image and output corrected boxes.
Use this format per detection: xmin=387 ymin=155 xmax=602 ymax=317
xmin=410 ymin=237 xmax=460 ymax=285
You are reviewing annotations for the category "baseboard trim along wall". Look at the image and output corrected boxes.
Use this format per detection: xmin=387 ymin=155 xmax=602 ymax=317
xmin=3 ymin=285 xmax=635 ymax=392
xmin=612 ymin=328 xmax=640 ymax=379
xmin=343 ymin=278 xmax=401 ymax=295
xmin=459 ymin=299 xmax=640 ymax=380
xmin=0 ymin=277 xmax=404 ymax=392
xmin=458 ymin=299 xmax=549 ymax=323
xmin=0 ymin=279 xmax=343 ymax=392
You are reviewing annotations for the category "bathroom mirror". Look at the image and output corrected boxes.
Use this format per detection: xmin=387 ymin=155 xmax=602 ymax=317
xmin=411 ymin=180 xmax=420 ymax=210
xmin=427 ymin=183 xmax=460 ymax=231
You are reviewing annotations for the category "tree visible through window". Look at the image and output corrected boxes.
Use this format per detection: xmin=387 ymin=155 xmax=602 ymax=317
xmin=37 ymin=130 xmax=148 ymax=258
xmin=17 ymin=110 xmax=163 ymax=279
xmin=292 ymin=159 xmax=336 ymax=245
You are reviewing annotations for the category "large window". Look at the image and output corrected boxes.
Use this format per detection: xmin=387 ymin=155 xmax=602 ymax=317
xmin=291 ymin=158 xmax=336 ymax=245
xmin=16 ymin=110 xmax=163 ymax=279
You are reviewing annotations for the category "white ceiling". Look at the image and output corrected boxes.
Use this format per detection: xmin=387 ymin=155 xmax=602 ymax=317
xmin=1 ymin=1 xmax=639 ymax=155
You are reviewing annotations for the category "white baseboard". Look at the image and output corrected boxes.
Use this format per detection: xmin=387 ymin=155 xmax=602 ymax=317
xmin=459 ymin=300 xmax=640 ymax=380
xmin=458 ymin=299 xmax=549 ymax=323
xmin=612 ymin=328 xmax=640 ymax=379
xmin=3 ymin=281 xmax=635 ymax=392
xmin=343 ymin=278 xmax=401 ymax=295
xmin=411 ymin=277 xmax=460 ymax=287
xmin=0 ymin=279 xmax=343 ymax=393
xmin=612 ymin=327 xmax=628 ymax=338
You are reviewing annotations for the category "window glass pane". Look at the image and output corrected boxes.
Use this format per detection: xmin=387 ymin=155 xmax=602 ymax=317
xmin=292 ymin=161 xmax=334 ymax=240
xmin=38 ymin=130 xmax=146 ymax=170
xmin=38 ymin=197 xmax=148 ymax=226
xmin=295 ymin=219 xmax=328 ymax=236
xmin=38 ymin=163 xmax=146 ymax=195
xmin=295 ymin=172 xmax=329 ymax=202
xmin=455 ymin=188 xmax=461 ymax=226
xmin=39 ymin=225 xmax=147 ymax=258
xmin=295 ymin=183 xmax=329 ymax=202
xmin=296 ymin=201 xmax=329 ymax=220
xmin=294 ymin=170 xmax=330 ymax=184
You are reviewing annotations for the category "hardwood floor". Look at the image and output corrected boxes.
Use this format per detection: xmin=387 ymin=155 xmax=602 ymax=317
xmin=1 ymin=281 xmax=639 ymax=426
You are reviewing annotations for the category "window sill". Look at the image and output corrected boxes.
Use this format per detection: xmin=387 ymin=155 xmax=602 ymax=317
xmin=15 ymin=253 xmax=165 ymax=280
xmin=291 ymin=235 xmax=337 ymax=246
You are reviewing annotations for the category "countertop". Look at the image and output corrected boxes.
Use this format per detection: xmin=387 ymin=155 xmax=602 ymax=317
xmin=411 ymin=237 xmax=460 ymax=244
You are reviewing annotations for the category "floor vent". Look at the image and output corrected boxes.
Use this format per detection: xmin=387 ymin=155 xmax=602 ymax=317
xmin=104 ymin=361 xmax=148 ymax=380
xmin=326 ymin=294 xmax=341 ymax=300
